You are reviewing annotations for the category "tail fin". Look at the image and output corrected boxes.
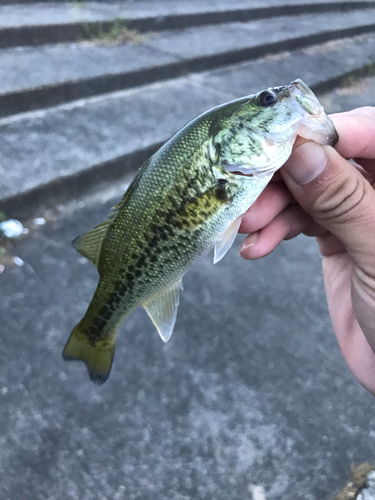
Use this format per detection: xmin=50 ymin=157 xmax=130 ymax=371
xmin=62 ymin=322 xmax=115 ymax=385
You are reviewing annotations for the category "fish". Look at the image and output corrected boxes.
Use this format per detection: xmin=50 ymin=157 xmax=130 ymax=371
xmin=63 ymin=79 xmax=338 ymax=384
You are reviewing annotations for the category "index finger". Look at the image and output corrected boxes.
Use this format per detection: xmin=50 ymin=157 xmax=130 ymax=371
xmin=330 ymin=107 xmax=375 ymax=160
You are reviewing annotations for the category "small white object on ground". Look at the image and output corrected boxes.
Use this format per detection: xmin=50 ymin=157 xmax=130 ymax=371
xmin=33 ymin=217 xmax=46 ymax=226
xmin=0 ymin=219 xmax=24 ymax=238
xmin=249 ymin=484 xmax=267 ymax=500
xmin=357 ymin=471 xmax=375 ymax=500
xmin=0 ymin=265 xmax=5 ymax=274
xmin=13 ymin=256 xmax=24 ymax=266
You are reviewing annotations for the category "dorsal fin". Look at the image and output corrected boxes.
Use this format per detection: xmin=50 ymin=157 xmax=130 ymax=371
xmin=72 ymin=193 xmax=129 ymax=268
xmin=108 ymin=158 xmax=150 ymax=221
xmin=72 ymin=159 xmax=151 ymax=267
xmin=72 ymin=183 xmax=133 ymax=267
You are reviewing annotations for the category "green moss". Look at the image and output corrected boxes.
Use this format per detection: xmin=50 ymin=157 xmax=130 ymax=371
xmin=71 ymin=1 xmax=87 ymax=8
xmin=337 ymin=61 xmax=375 ymax=88
xmin=80 ymin=19 xmax=146 ymax=45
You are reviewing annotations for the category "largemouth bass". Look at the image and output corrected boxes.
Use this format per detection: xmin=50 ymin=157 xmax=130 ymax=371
xmin=63 ymin=79 xmax=338 ymax=384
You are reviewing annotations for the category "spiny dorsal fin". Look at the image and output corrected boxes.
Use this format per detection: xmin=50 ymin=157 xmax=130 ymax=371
xmin=72 ymin=159 xmax=150 ymax=267
xmin=72 ymin=186 xmax=132 ymax=267
xmin=72 ymin=220 xmax=111 ymax=267
xmin=107 ymin=159 xmax=150 ymax=221
xmin=72 ymin=192 xmax=129 ymax=267
xmin=143 ymin=280 xmax=183 ymax=342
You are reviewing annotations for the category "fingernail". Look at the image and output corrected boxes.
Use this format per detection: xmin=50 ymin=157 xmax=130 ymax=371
xmin=283 ymin=142 xmax=328 ymax=186
xmin=239 ymin=232 xmax=259 ymax=252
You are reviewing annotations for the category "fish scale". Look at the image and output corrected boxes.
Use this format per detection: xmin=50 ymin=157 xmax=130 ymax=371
xmin=63 ymin=79 xmax=338 ymax=384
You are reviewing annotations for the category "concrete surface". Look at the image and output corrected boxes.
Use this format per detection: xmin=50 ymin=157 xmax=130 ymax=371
xmin=1 ymin=33 xmax=375 ymax=215
xmin=0 ymin=77 xmax=231 ymax=206
xmin=2 ymin=10 xmax=364 ymax=95
xmin=189 ymin=35 xmax=375 ymax=100
xmin=0 ymin=0 xmax=371 ymax=28
xmin=319 ymin=75 xmax=375 ymax=113
xmin=3 ymin=0 xmax=373 ymax=50
xmin=1 ymin=187 xmax=374 ymax=500
xmin=145 ymin=11 xmax=375 ymax=60
xmin=358 ymin=471 xmax=375 ymax=500
xmin=3 ymin=12 xmax=375 ymax=117
xmin=0 ymin=2 xmax=130 ymax=28
xmin=0 ymin=43 xmax=180 ymax=95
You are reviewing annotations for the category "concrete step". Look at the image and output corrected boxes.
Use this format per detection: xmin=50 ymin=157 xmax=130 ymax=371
xmin=1 ymin=0 xmax=374 ymax=48
xmin=2 ymin=9 xmax=375 ymax=118
xmin=1 ymin=33 xmax=374 ymax=218
xmin=319 ymin=74 xmax=375 ymax=114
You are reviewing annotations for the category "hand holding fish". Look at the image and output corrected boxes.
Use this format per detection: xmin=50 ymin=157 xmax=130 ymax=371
xmin=240 ymin=107 xmax=375 ymax=395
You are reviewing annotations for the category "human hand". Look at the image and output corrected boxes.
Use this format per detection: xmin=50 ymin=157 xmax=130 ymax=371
xmin=239 ymin=107 xmax=375 ymax=395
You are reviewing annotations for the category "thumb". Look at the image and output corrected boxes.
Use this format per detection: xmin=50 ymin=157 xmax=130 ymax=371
xmin=281 ymin=141 xmax=375 ymax=271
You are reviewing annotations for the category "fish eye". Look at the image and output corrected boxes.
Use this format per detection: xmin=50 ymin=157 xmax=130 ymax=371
xmin=258 ymin=90 xmax=278 ymax=107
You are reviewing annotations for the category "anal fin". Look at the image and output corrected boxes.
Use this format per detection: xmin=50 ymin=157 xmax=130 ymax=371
xmin=143 ymin=280 xmax=183 ymax=342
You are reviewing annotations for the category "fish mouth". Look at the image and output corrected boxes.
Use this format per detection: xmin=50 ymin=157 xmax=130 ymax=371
xmin=272 ymin=79 xmax=339 ymax=146
xmin=290 ymin=80 xmax=339 ymax=146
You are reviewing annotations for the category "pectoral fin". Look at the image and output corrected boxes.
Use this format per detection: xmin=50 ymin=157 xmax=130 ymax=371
xmin=143 ymin=280 xmax=183 ymax=342
xmin=214 ymin=217 xmax=242 ymax=264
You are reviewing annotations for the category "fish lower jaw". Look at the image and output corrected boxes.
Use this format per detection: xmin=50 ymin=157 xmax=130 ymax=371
xmin=297 ymin=113 xmax=338 ymax=146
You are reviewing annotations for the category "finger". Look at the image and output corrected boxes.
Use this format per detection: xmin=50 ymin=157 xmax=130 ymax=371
xmin=301 ymin=221 xmax=327 ymax=238
xmin=239 ymin=205 xmax=314 ymax=260
xmin=270 ymin=171 xmax=283 ymax=182
xmin=316 ymin=232 xmax=346 ymax=256
xmin=353 ymin=157 xmax=375 ymax=179
xmin=330 ymin=107 xmax=375 ymax=160
xmin=322 ymin=253 xmax=375 ymax=395
xmin=281 ymin=141 xmax=375 ymax=275
xmin=239 ymin=181 xmax=294 ymax=234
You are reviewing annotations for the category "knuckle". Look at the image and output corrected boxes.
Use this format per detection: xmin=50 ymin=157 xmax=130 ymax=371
xmin=311 ymin=173 xmax=369 ymax=224
xmin=353 ymin=265 xmax=375 ymax=303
